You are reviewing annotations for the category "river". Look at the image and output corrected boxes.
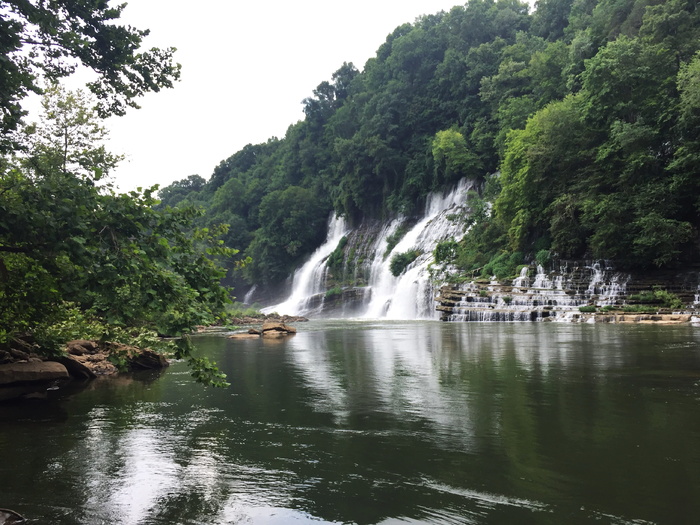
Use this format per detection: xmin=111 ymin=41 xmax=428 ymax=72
xmin=1 ymin=321 xmax=699 ymax=524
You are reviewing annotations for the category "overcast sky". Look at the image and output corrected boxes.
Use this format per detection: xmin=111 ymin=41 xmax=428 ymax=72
xmin=88 ymin=1 xmax=534 ymax=192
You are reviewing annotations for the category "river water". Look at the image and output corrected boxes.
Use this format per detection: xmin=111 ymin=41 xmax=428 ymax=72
xmin=1 ymin=321 xmax=699 ymax=524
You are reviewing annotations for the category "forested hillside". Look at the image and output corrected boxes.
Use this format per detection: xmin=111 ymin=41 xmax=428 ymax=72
xmin=159 ymin=0 xmax=700 ymax=287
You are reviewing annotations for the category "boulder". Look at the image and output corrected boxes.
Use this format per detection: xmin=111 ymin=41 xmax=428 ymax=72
xmin=228 ymin=333 xmax=261 ymax=339
xmin=66 ymin=339 xmax=98 ymax=355
xmin=55 ymin=355 xmax=97 ymax=379
xmin=130 ymin=349 xmax=169 ymax=370
xmin=0 ymin=361 xmax=69 ymax=386
xmin=8 ymin=348 xmax=29 ymax=361
xmin=262 ymin=322 xmax=297 ymax=334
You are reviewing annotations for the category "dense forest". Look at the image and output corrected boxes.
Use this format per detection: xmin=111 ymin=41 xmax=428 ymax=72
xmin=159 ymin=0 xmax=700 ymax=287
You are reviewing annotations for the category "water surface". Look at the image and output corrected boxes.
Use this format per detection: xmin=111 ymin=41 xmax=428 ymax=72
xmin=1 ymin=321 xmax=699 ymax=524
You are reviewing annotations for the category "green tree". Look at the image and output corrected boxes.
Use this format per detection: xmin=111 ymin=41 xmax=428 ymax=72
xmin=22 ymin=84 xmax=123 ymax=180
xmin=1 ymin=88 xmax=232 ymax=385
xmin=0 ymin=0 xmax=180 ymax=150
xmin=245 ymin=186 xmax=329 ymax=284
xmin=432 ymin=128 xmax=479 ymax=184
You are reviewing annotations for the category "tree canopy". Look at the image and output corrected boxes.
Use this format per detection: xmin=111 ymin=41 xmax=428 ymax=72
xmin=0 ymin=1 xmax=230 ymax=385
xmin=0 ymin=0 xmax=180 ymax=150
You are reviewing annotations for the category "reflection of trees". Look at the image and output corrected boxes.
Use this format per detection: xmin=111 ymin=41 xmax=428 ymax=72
xmin=283 ymin=323 xmax=700 ymax=524
xmin=2 ymin=328 xmax=699 ymax=523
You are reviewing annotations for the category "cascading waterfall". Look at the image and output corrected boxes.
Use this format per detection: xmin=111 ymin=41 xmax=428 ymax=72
xmin=362 ymin=178 xmax=474 ymax=319
xmin=263 ymin=215 xmax=348 ymax=316
xmin=266 ymin=178 xmax=474 ymax=319
xmin=261 ymin=177 xmax=682 ymax=321
xmin=442 ymin=262 xmax=636 ymax=322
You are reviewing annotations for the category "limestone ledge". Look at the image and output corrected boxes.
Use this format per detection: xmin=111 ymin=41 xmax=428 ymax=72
xmin=569 ymin=313 xmax=695 ymax=324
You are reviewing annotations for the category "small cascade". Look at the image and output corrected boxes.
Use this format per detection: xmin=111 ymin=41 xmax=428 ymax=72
xmin=437 ymin=260 xmax=636 ymax=323
xmin=596 ymin=273 xmax=629 ymax=306
xmin=586 ymin=262 xmax=605 ymax=295
xmin=511 ymin=267 xmax=530 ymax=291
xmin=242 ymin=285 xmax=257 ymax=305
xmin=362 ymin=178 xmax=474 ymax=319
xmin=263 ymin=215 xmax=348 ymax=316
xmin=531 ymin=265 xmax=553 ymax=289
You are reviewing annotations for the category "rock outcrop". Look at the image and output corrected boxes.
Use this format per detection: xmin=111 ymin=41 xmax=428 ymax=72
xmin=0 ymin=338 xmax=170 ymax=401
xmin=228 ymin=321 xmax=298 ymax=340
xmin=0 ymin=361 xmax=69 ymax=386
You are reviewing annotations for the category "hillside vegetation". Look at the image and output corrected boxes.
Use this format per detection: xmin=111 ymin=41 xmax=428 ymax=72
xmin=159 ymin=0 xmax=700 ymax=287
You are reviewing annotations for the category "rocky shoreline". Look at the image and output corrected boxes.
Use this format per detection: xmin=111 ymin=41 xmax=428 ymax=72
xmin=0 ymin=339 xmax=168 ymax=402
xmin=0 ymin=314 xmax=309 ymax=402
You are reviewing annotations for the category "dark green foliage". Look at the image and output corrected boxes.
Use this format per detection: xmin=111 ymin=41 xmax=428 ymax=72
xmin=245 ymin=186 xmax=330 ymax=284
xmin=628 ymin=288 xmax=684 ymax=310
xmin=535 ymin=249 xmax=552 ymax=268
xmin=153 ymin=0 xmax=700 ymax=290
xmin=384 ymin=226 xmax=409 ymax=258
xmin=579 ymin=305 xmax=597 ymax=313
xmin=326 ymin=237 xmax=348 ymax=274
xmin=483 ymin=252 xmax=525 ymax=279
xmin=0 ymin=5 xmax=227 ymax=385
xmin=390 ymin=249 xmax=422 ymax=276
xmin=325 ymin=286 xmax=343 ymax=298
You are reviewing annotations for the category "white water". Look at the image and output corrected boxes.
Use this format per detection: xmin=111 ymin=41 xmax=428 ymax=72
xmin=263 ymin=215 xmax=348 ymax=316
xmin=446 ymin=262 xmax=633 ymax=322
xmin=266 ymin=179 xmax=473 ymax=319
xmin=362 ymin=178 xmax=474 ymax=319
xmin=261 ymin=179 xmax=640 ymax=321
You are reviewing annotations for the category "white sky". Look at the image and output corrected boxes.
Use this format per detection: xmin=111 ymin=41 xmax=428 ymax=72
xmin=89 ymin=0 xmax=533 ymax=192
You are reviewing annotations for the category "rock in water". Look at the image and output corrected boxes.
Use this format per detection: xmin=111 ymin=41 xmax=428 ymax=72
xmin=0 ymin=361 xmax=69 ymax=386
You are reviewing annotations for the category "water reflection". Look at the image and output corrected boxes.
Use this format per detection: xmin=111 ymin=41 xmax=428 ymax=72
xmin=0 ymin=322 xmax=699 ymax=524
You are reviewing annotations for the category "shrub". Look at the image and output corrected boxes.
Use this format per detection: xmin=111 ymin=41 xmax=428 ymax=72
xmin=327 ymin=236 xmax=348 ymax=271
xmin=325 ymin=286 xmax=343 ymax=298
xmin=622 ymin=305 xmax=658 ymax=314
xmin=579 ymin=305 xmax=597 ymax=313
xmin=535 ymin=249 xmax=551 ymax=268
xmin=384 ymin=225 xmax=409 ymax=258
xmin=390 ymin=249 xmax=421 ymax=276
xmin=627 ymin=288 xmax=684 ymax=310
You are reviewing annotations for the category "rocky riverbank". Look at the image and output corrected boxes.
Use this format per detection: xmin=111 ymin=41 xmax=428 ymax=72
xmin=0 ymin=339 xmax=168 ymax=402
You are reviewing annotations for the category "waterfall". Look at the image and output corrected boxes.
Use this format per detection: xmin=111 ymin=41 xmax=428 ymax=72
xmin=242 ymin=285 xmax=257 ymax=305
xmin=263 ymin=215 xmax=348 ymax=316
xmin=260 ymin=178 xmax=651 ymax=322
xmin=264 ymin=179 xmax=473 ymax=319
xmin=512 ymin=267 xmax=530 ymax=291
xmin=362 ymin=178 xmax=473 ymax=319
